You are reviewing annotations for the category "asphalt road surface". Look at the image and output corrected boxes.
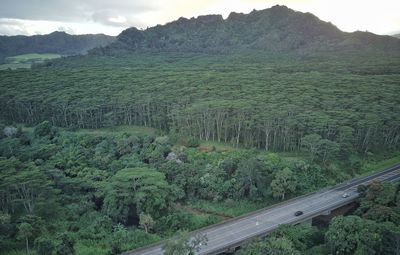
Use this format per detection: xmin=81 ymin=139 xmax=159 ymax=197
xmin=125 ymin=163 xmax=400 ymax=255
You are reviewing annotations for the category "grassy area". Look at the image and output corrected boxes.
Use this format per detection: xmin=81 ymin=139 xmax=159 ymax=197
xmin=188 ymin=199 xmax=275 ymax=218
xmin=2 ymin=251 xmax=35 ymax=255
xmin=75 ymin=243 xmax=109 ymax=255
xmin=7 ymin=53 xmax=61 ymax=62
xmin=71 ymin=125 xmax=160 ymax=137
xmin=0 ymin=63 xmax=31 ymax=70
xmin=360 ymin=151 xmax=400 ymax=174
xmin=0 ymin=53 xmax=61 ymax=70
xmin=198 ymin=141 xmax=244 ymax=152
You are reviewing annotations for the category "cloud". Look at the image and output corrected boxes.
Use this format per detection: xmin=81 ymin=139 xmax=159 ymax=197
xmin=0 ymin=0 xmax=158 ymax=23
xmin=57 ymin=26 xmax=76 ymax=34
xmin=0 ymin=18 xmax=124 ymax=36
xmin=91 ymin=10 xmax=146 ymax=28
xmin=0 ymin=0 xmax=159 ymax=35
xmin=0 ymin=19 xmax=30 ymax=35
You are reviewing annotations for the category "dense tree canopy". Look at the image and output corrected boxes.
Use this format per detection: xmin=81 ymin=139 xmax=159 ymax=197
xmin=1 ymin=50 xmax=399 ymax=158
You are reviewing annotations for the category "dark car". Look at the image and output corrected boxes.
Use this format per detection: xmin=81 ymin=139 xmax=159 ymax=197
xmin=294 ymin=211 xmax=303 ymax=216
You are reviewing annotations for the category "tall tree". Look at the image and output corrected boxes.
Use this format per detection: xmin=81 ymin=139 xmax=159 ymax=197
xmin=17 ymin=222 xmax=33 ymax=255
xmin=162 ymin=231 xmax=207 ymax=255
xmin=139 ymin=213 xmax=155 ymax=233
xmin=103 ymin=167 xmax=172 ymax=223
xmin=234 ymin=158 xmax=268 ymax=199
xmin=271 ymin=167 xmax=297 ymax=200
xmin=325 ymin=216 xmax=381 ymax=255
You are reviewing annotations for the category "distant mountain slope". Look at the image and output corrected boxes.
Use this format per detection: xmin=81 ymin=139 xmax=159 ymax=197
xmin=92 ymin=5 xmax=400 ymax=55
xmin=392 ymin=34 xmax=400 ymax=39
xmin=0 ymin=31 xmax=115 ymax=62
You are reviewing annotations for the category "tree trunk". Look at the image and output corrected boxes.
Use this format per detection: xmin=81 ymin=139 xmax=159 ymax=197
xmin=26 ymin=237 xmax=30 ymax=255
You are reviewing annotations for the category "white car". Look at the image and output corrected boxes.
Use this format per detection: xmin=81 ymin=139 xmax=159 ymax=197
xmin=342 ymin=193 xmax=349 ymax=198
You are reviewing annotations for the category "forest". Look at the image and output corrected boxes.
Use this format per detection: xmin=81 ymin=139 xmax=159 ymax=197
xmin=1 ymin=51 xmax=399 ymax=156
xmin=0 ymin=121 xmax=399 ymax=255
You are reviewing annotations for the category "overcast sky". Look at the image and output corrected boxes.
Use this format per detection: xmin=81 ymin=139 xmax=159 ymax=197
xmin=0 ymin=0 xmax=399 ymax=36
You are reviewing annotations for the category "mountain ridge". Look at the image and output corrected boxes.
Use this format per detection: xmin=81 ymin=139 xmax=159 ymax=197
xmin=91 ymin=5 xmax=400 ymax=55
xmin=0 ymin=31 xmax=115 ymax=62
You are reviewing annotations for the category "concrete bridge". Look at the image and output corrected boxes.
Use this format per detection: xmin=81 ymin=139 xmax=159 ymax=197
xmin=124 ymin=163 xmax=400 ymax=255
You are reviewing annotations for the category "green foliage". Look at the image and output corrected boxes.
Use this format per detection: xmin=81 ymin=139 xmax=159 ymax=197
xmin=34 ymin=236 xmax=55 ymax=255
xmin=238 ymin=237 xmax=300 ymax=255
xmin=17 ymin=222 xmax=34 ymax=254
xmin=139 ymin=213 xmax=155 ymax=233
xmin=108 ymin=224 xmax=128 ymax=255
xmin=103 ymin=167 xmax=172 ymax=222
xmin=301 ymin=134 xmax=340 ymax=164
xmin=325 ymin=216 xmax=382 ymax=255
xmin=0 ymin=157 xmax=59 ymax=214
xmin=155 ymin=210 xmax=220 ymax=235
xmin=186 ymin=137 xmax=200 ymax=148
xmin=54 ymin=233 xmax=75 ymax=255
xmin=271 ymin=167 xmax=297 ymax=200
xmin=355 ymin=181 xmax=400 ymax=224
xmin=34 ymin=121 xmax=56 ymax=138
xmin=234 ymin=158 xmax=269 ymax=199
xmin=272 ymin=224 xmax=321 ymax=252
xmin=360 ymin=151 xmax=400 ymax=174
xmin=189 ymin=199 xmax=268 ymax=217
xmin=162 ymin=231 xmax=207 ymax=255
xmin=0 ymin=121 xmax=398 ymax=254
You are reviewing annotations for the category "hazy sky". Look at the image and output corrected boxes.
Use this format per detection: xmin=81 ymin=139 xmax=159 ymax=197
xmin=0 ymin=0 xmax=399 ymax=36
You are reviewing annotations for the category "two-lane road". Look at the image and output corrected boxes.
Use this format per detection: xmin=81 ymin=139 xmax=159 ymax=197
xmin=125 ymin=163 xmax=400 ymax=255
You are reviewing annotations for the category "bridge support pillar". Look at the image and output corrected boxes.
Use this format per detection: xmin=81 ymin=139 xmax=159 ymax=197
xmin=225 ymin=246 xmax=239 ymax=254
xmin=303 ymin=218 xmax=313 ymax=225
xmin=321 ymin=210 xmax=331 ymax=216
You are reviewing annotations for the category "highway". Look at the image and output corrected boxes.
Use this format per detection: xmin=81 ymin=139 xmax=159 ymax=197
xmin=124 ymin=163 xmax=400 ymax=255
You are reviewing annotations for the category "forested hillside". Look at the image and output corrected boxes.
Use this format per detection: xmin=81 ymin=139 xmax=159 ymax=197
xmin=92 ymin=5 xmax=400 ymax=55
xmin=0 ymin=31 xmax=115 ymax=63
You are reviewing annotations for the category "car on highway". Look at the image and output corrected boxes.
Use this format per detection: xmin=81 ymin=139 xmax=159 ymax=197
xmin=294 ymin=211 xmax=303 ymax=216
xmin=342 ymin=192 xmax=349 ymax=198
